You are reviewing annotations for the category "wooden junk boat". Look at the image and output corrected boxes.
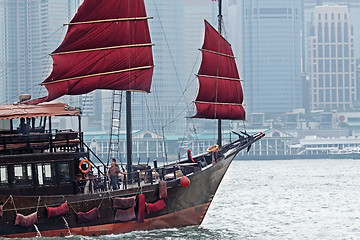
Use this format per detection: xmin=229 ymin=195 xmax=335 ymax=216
xmin=0 ymin=0 xmax=264 ymax=237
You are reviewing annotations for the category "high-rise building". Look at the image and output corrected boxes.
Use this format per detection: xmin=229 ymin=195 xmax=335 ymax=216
xmin=0 ymin=1 xmax=6 ymax=103
xmin=0 ymin=0 xmax=80 ymax=104
xmin=304 ymin=0 xmax=360 ymax=62
xmin=124 ymin=0 xmax=186 ymax=135
xmin=240 ymin=0 xmax=303 ymax=114
xmin=308 ymin=5 xmax=357 ymax=111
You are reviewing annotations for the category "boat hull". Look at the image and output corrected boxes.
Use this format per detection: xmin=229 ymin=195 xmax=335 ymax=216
xmin=0 ymin=151 xmax=235 ymax=238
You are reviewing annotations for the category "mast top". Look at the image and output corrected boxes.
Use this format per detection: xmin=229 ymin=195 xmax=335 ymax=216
xmin=218 ymin=0 xmax=222 ymax=34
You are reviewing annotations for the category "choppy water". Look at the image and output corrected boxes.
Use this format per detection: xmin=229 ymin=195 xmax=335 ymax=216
xmin=7 ymin=159 xmax=360 ymax=239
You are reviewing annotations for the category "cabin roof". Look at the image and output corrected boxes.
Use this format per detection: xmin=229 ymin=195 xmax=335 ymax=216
xmin=0 ymin=102 xmax=80 ymax=120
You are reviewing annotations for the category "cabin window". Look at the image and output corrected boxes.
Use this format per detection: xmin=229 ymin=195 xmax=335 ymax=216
xmin=58 ymin=162 xmax=71 ymax=183
xmin=37 ymin=163 xmax=55 ymax=186
xmin=0 ymin=166 xmax=8 ymax=188
xmin=14 ymin=164 xmax=32 ymax=187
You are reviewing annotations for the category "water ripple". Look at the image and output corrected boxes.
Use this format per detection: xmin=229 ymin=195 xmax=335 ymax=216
xmin=5 ymin=159 xmax=360 ymax=239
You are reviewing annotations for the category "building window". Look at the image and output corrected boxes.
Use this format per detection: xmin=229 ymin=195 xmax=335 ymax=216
xmin=338 ymin=60 xmax=343 ymax=72
xmin=345 ymin=89 xmax=350 ymax=102
xmin=325 ymin=60 xmax=330 ymax=72
xmin=318 ymin=23 xmax=323 ymax=42
xmin=318 ymin=45 xmax=323 ymax=57
xmin=345 ymin=74 xmax=349 ymax=87
xmin=318 ymin=60 xmax=323 ymax=72
xmin=338 ymin=45 xmax=343 ymax=57
xmin=325 ymin=45 xmax=329 ymax=57
xmin=338 ymin=90 xmax=343 ymax=101
xmin=324 ymin=22 xmax=329 ymax=43
xmin=344 ymin=45 xmax=349 ymax=57
xmin=325 ymin=74 xmax=330 ymax=87
xmin=332 ymin=89 xmax=337 ymax=102
xmin=331 ymin=45 xmax=336 ymax=57
xmin=338 ymin=75 xmax=343 ymax=87
xmin=331 ymin=60 xmax=336 ymax=72
xmin=344 ymin=22 xmax=349 ymax=42
xmin=326 ymin=90 xmax=330 ymax=102
xmin=337 ymin=23 xmax=342 ymax=42
xmin=344 ymin=60 xmax=349 ymax=72
xmin=331 ymin=23 xmax=335 ymax=43
xmin=331 ymin=74 xmax=336 ymax=87
xmin=319 ymin=89 xmax=324 ymax=102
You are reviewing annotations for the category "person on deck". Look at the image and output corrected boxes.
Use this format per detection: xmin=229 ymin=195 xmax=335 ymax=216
xmin=84 ymin=171 xmax=95 ymax=194
xmin=108 ymin=158 xmax=124 ymax=190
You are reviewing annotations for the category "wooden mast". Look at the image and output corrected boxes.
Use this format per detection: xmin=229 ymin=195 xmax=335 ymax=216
xmin=126 ymin=91 xmax=132 ymax=181
xmin=217 ymin=0 xmax=222 ymax=147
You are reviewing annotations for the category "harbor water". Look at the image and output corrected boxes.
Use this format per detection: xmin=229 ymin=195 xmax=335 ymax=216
xmin=11 ymin=159 xmax=360 ymax=239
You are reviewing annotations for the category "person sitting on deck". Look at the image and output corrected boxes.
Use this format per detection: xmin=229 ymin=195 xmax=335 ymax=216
xmin=108 ymin=159 xmax=125 ymax=190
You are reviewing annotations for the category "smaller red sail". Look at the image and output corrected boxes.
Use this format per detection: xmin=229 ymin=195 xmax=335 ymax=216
xmin=37 ymin=0 xmax=154 ymax=103
xmin=193 ymin=20 xmax=245 ymax=120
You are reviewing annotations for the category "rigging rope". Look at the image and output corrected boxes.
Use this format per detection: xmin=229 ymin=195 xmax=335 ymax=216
xmin=0 ymin=26 xmax=64 ymax=79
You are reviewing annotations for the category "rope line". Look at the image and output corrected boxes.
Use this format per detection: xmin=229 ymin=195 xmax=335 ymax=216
xmin=1 ymin=195 xmax=12 ymax=208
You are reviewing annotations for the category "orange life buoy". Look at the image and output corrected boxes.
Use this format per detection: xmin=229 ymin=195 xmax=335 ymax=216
xmin=79 ymin=158 xmax=91 ymax=174
xmin=207 ymin=144 xmax=219 ymax=153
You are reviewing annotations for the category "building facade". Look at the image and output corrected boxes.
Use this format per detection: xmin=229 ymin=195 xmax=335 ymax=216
xmin=308 ymin=5 xmax=357 ymax=111
xmin=0 ymin=0 xmax=80 ymax=104
xmin=240 ymin=0 xmax=303 ymax=114
xmin=304 ymin=0 xmax=360 ymax=64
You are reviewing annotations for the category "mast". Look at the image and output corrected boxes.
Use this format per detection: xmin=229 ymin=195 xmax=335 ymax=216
xmin=217 ymin=0 xmax=222 ymax=147
xmin=126 ymin=91 xmax=132 ymax=181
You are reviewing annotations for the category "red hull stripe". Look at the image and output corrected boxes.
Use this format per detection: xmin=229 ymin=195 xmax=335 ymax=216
xmin=2 ymin=203 xmax=210 ymax=238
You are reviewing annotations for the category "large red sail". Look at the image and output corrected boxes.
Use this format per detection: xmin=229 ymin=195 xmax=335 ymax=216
xmin=39 ymin=0 xmax=154 ymax=102
xmin=193 ymin=20 xmax=245 ymax=120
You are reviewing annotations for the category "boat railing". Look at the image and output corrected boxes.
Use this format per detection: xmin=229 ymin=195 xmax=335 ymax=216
xmin=79 ymin=160 xmax=204 ymax=194
xmin=0 ymin=130 xmax=81 ymax=154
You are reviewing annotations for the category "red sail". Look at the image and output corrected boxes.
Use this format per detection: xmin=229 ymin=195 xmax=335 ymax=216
xmin=40 ymin=0 xmax=154 ymax=102
xmin=193 ymin=20 xmax=245 ymax=120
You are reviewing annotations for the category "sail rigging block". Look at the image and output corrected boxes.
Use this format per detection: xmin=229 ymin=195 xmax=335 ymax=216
xmin=193 ymin=20 xmax=245 ymax=120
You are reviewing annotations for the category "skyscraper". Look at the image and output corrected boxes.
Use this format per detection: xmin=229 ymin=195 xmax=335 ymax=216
xmin=308 ymin=5 xmax=357 ymax=111
xmin=0 ymin=1 xmax=6 ymax=103
xmin=126 ymin=0 xmax=186 ymax=135
xmin=240 ymin=0 xmax=303 ymax=114
xmin=0 ymin=0 xmax=79 ymax=104
xmin=304 ymin=0 xmax=360 ymax=62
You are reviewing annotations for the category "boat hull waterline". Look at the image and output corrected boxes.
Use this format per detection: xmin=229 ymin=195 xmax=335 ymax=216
xmin=0 ymin=143 xmax=242 ymax=238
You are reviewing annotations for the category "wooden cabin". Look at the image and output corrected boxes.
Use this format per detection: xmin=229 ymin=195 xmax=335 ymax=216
xmin=0 ymin=103 xmax=89 ymax=196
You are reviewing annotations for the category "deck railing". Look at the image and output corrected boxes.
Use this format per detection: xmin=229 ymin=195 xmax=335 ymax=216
xmin=0 ymin=130 xmax=80 ymax=154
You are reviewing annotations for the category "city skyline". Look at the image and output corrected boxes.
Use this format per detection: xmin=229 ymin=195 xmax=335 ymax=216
xmin=0 ymin=0 xmax=359 ymax=134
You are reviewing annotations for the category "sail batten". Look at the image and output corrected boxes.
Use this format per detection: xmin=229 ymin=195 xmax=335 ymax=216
xmin=199 ymin=49 xmax=235 ymax=58
xmin=196 ymin=74 xmax=242 ymax=82
xmin=65 ymin=16 xmax=153 ymax=25
xmin=52 ymin=43 xmax=154 ymax=55
xmin=193 ymin=20 xmax=245 ymax=121
xmin=36 ymin=0 xmax=154 ymax=103
xmin=195 ymin=101 xmax=243 ymax=106
xmin=42 ymin=66 xmax=153 ymax=85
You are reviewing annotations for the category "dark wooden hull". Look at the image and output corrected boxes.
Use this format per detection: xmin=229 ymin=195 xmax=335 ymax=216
xmin=0 ymin=153 xmax=232 ymax=237
xmin=0 ymin=133 xmax=264 ymax=238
